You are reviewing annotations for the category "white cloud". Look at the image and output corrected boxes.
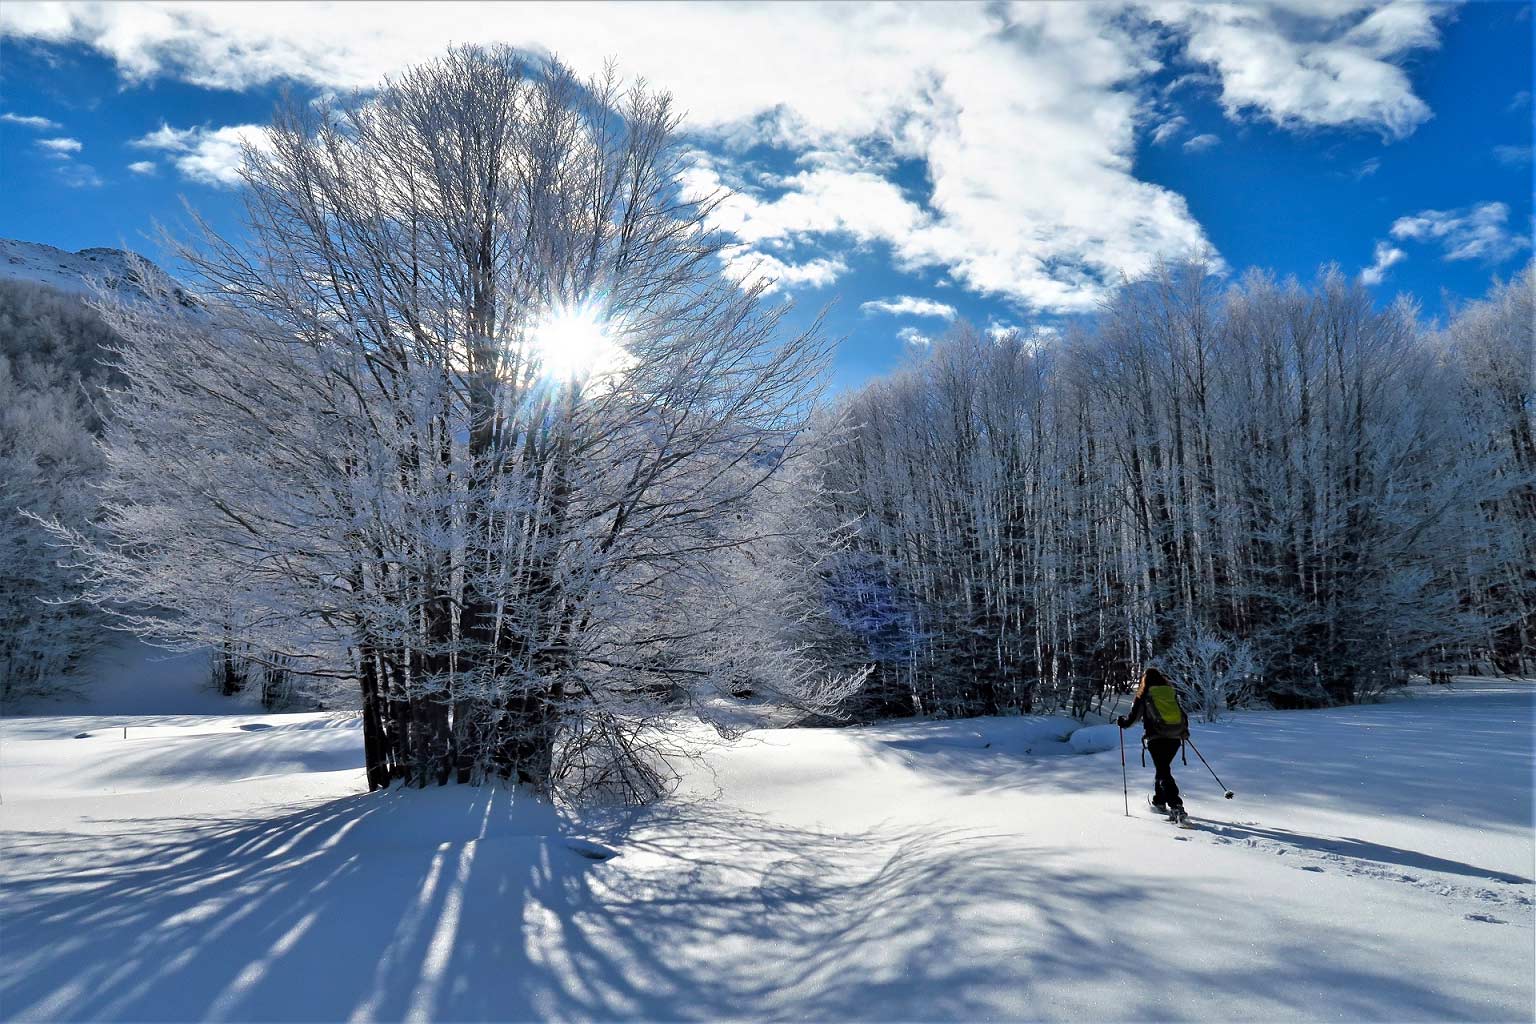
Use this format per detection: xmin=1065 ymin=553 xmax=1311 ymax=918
xmin=0 ymin=1 xmax=1450 ymax=310
xmin=37 ymin=136 xmax=82 ymax=154
xmin=1493 ymin=145 xmax=1532 ymax=167
xmin=26 ymin=130 xmax=100 ymax=185
xmin=127 ymin=160 xmax=158 ymax=175
xmin=683 ymin=158 xmax=925 ymax=251
xmin=1 ymin=111 xmax=61 ymax=129
xmin=1182 ymin=133 xmax=1220 ymax=153
xmin=718 ymin=250 xmax=847 ymax=294
xmin=132 ymin=123 xmax=195 ymax=150
xmin=0 ymin=2 xmax=1223 ymax=312
xmin=1359 ymin=240 xmax=1405 ymax=285
xmin=897 ymin=326 xmax=933 ymax=347
xmin=1150 ymin=115 xmax=1188 ymax=146
xmin=1352 ymin=156 xmax=1382 ymax=180
xmin=130 ymin=122 xmax=269 ymax=186
xmin=860 ymin=295 xmax=959 ymax=319
xmin=1156 ymin=0 xmax=1448 ymax=139
xmin=58 ymin=163 xmax=103 ymax=188
xmin=1389 ymin=202 xmax=1531 ymax=264
xmin=675 ymin=9 xmax=1218 ymax=314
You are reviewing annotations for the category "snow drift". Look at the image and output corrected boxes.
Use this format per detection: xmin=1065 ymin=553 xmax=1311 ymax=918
xmin=1068 ymin=723 xmax=1120 ymax=754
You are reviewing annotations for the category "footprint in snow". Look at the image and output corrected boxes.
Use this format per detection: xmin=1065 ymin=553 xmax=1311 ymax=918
xmin=1300 ymin=866 xmax=1325 ymax=873
xmin=1465 ymin=913 xmax=1506 ymax=924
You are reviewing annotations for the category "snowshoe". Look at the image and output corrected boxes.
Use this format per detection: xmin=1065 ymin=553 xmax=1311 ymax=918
xmin=1147 ymin=795 xmax=1174 ymax=818
xmin=1172 ymin=809 xmax=1194 ymax=829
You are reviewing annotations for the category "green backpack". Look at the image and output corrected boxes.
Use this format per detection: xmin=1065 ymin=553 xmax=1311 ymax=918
xmin=1143 ymin=684 xmax=1189 ymax=740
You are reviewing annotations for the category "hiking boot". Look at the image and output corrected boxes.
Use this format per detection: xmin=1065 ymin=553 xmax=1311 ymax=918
xmin=1172 ymin=808 xmax=1191 ymax=826
xmin=1151 ymin=799 xmax=1172 ymax=817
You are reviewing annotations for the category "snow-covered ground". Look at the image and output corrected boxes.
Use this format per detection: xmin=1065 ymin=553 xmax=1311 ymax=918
xmin=2 ymin=674 xmax=1531 ymax=1022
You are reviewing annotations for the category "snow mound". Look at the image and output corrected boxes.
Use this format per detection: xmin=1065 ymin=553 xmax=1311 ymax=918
xmin=1011 ymin=715 xmax=1081 ymax=745
xmin=1069 ymin=724 xmax=1120 ymax=754
xmin=873 ymin=714 xmax=1081 ymax=757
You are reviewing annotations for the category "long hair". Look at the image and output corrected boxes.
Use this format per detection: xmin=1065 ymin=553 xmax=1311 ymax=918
xmin=1138 ymin=666 xmax=1170 ymax=697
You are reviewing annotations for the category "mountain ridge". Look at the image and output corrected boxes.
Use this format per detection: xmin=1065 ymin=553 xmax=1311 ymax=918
xmin=0 ymin=237 xmax=200 ymax=312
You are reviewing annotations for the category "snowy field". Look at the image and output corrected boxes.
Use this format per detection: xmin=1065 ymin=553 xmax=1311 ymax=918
xmin=2 ymin=668 xmax=1532 ymax=1022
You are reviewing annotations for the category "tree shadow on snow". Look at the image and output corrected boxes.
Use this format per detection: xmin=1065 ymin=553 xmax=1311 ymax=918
xmin=1 ymin=785 xmax=1511 ymax=1022
xmin=861 ymin=687 xmax=1536 ymax=832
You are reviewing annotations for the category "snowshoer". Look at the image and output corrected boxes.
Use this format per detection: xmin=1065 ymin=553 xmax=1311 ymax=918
xmin=1117 ymin=667 xmax=1191 ymax=825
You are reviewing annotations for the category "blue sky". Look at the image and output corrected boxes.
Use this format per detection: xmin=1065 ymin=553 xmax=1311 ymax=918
xmin=1 ymin=1 xmax=1530 ymax=390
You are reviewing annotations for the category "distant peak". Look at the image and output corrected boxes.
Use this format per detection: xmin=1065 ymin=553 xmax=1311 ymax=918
xmin=0 ymin=236 xmax=201 ymax=313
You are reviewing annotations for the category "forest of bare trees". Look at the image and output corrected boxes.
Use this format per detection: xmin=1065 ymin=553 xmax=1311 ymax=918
xmin=816 ymin=264 xmax=1535 ymax=720
xmin=0 ymin=280 xmax=119 ymax=701
xmin=10 ymin=45 xmax=1532 ymax=802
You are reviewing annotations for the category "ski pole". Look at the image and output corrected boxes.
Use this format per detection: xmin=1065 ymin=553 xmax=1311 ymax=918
xmin=1119 ymin=726 xmax=1129 ymax=816
xmin=1185 ymin=738 xmax=1234 ymax=799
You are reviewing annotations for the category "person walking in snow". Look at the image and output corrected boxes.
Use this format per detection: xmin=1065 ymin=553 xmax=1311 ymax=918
xmin=1117 ymin=667 xmax=1191 ymax=825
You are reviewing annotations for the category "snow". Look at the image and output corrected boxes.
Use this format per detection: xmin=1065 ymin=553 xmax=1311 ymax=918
xmin=1068 ymin=722 xmax=1121 ymax=754
xmin=2 ymin=672 xmax=1532 ymax=1022
xmin=0 ymin=236 xmax=198 ymax=309
xmin=6 ymin=639 xmax=250 ymax=718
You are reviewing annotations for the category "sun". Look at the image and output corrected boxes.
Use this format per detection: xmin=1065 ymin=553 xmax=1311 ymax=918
xmin=529 ymin=301 xmax=628 ymax=383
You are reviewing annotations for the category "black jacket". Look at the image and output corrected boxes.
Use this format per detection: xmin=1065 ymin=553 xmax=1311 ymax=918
xmin=1117 ymin=692 xmax=1148 ymax=731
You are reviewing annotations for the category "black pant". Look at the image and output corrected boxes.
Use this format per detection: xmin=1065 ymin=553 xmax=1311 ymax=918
xmin=1147 ymin=738 xmax=1183 ymax=809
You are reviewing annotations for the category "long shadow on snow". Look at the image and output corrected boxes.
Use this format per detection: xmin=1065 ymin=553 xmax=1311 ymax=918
xmin=1181 ymin=687 xmax=1536 ymax=830
xmin=860 ymin=686 xmax=1535 ymax=831
xmin=0 ymin=786 xmax=1495 ymax=1022
xmin=1192 ymin=820 xmax=1534 ymax=885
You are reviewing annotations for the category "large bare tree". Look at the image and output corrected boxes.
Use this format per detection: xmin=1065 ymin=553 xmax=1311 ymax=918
xmin=63 ymin=46 xmax=856 ymax=798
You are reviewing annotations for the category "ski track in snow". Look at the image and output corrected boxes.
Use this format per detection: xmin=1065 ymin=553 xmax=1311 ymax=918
xmin=2 ymin=661 xmax=1532 ymax=1023
xmin=1196 ymin=821 xmax=1534 ymax=914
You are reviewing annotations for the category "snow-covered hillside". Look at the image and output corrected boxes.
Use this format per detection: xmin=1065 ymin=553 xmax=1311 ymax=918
xmin=2 ymin=678 xmax=1531 ymax=1022
xmin=0 ymin=236 xmax=200 ymax=311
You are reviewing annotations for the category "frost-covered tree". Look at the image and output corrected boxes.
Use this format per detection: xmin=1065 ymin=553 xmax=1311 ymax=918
xmin=816 ymin=260 xmax=1530 ymax=718
xmin=1433 ymin=264 xmax=1536 ymax=675
xmin=1161 ymin=626 xmax=1257 ymax=722
xmin=818 ymin=324 xmax=1100 ymax=718
xmin=0 ymin=281 xmax=119 ymax=702
xmin=59 ymin=46 xmax=857 ymax=797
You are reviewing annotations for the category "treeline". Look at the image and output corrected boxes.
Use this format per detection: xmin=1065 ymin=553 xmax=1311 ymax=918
xmin=812 ymin=263 xmax=1535 ymax=720
xmin=0 ymin=280 xmax=115 ymax=701
xmin=0 ymin=279 xmax=315 ymax=709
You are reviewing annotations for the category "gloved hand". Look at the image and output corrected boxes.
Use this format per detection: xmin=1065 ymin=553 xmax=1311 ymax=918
xmin=1116 ymin=715 xmax=1130 ymax=729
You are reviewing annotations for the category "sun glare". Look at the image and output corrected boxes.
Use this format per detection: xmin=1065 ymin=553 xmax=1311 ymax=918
xmin=529 ymin=302 xmax=627 ymax=383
